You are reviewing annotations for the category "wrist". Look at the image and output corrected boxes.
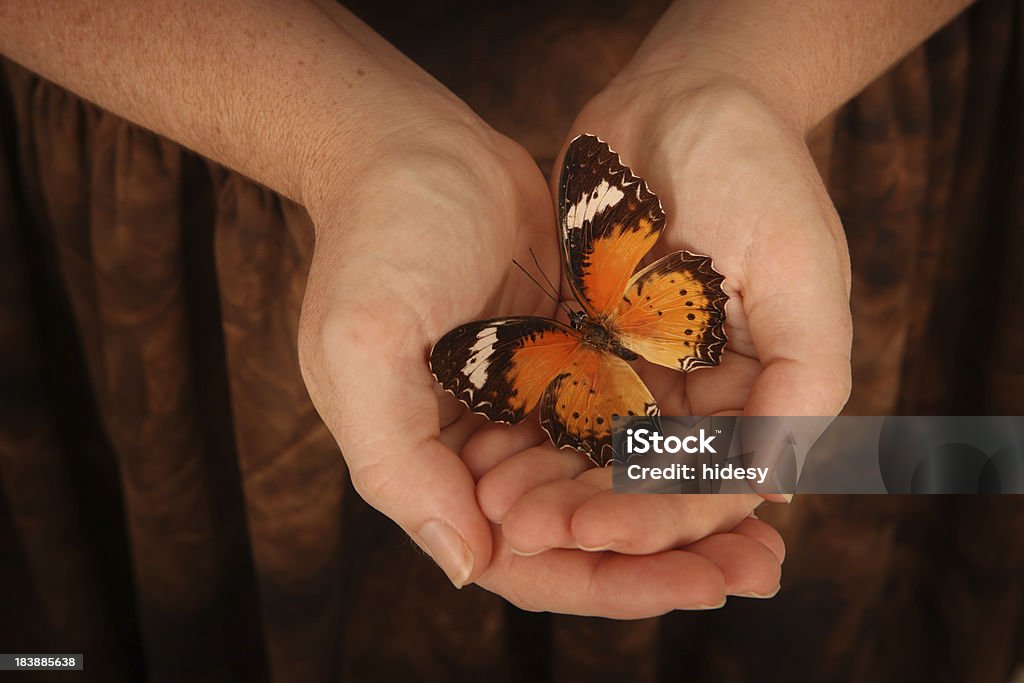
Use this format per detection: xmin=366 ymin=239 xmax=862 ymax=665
xmin=298 ymin=74 xmax=494 ymax=221
xmin=584 ymin=0 xmax=971 ymax=139
xmin=573 ymin=73 xmax=803 ymax=187
xmin=299 ymin=81 xmax=540 ymax=247
xmin=611 ymin=53 xmax=820 ymax=137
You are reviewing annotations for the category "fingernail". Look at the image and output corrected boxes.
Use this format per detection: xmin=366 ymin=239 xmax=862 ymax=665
xmin=737 ymin=584 xmax=781 ymax=599
xmin=418 ymin=519 xmax=473 ymax=589
xmin=509 ymin=545 xmax=549 ymax=557
xmin=686 ymin=597 xmax=727 ymax=610
xmin=577 ymin=541 xmax=619 ymax=552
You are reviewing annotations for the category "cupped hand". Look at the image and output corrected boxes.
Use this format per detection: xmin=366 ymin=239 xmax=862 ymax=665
xmin=467 ymin=77 xmax=852 ymax=594
xmin=296 ymin=83 xmax=784 ymax=616
xmin=297 ymin=101 xmax=554 ymax=582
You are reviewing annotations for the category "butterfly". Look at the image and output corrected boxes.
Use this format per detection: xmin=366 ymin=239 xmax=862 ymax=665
xmin=429 ymin=134 xmax=728 ymax=466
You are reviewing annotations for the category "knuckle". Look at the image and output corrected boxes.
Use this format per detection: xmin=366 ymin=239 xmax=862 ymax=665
xmin=347 ymin=460 xmax=395 ymax=507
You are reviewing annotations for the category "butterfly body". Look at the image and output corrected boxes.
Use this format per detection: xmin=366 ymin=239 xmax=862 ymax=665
xmin=568 ymin=311 xmax=639 ymax=361
xmin=430 ymin=135 xmax=729 ymax=465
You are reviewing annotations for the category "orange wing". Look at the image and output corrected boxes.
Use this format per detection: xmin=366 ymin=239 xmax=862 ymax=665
xmin=429 ymin=317 xmax=582 ymax=424
xmin=540 ymin=346 xmax=659 ymax=466
xmin=558 ymin=134 xmax=665 ymax=317
xmin=611 ymin=251 xmax=728 ymax=371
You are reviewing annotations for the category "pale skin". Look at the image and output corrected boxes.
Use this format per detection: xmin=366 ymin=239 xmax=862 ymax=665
xmin=0 ymin=0 xmax=972 ymax=617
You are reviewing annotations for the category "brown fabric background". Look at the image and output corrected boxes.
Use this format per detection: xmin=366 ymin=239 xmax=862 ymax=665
xmin=1 ymin=1 xmax=1023 ymax=681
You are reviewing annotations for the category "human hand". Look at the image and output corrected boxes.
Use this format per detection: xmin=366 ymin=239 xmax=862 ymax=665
xmin=297 ymin=76 xmax=788 ymax=616
xmin=466 ymin=76 xmax=851 ymax=595
xmin=295 ymin=93 xmax=555 ymax=585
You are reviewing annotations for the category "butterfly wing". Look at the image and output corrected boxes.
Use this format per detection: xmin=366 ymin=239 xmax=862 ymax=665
xmin=611 ymin=251 xmax=728 ymax=371
xmin=429 ymin=317 xmax=582 ymax=423
xmin=433 ymin=135 xmax=723 ymax=460
xmin=558 ymin=134 xmax=665 ymax=317
xmin=540 ymin=346 xmax=659 ymax=466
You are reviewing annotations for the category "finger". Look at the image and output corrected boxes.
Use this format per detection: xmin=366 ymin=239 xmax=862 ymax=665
xmin=478 ymin=543 xmax=727 ymax=618
xmin=742 ymin=224 xmax=852 ymax=501
xmin=683 ymin=529 xmax=782 ymax=598
xmin=569 ymin=492 xmax=762 ymax=554
xmin=501 ymin=480 xmax=599 ymax=555
xmin=461 ymin=419 xmax=548 ymax=480
xmin=682 ymin=349 xmax=762 ymax=415
xmin=743 ymin=222 xmax=852 ymax=417
xmin=438 ymin=408 xmax=488 ymax=456
xmin=731 ymin=515 xmax=786 ymax=564
xmin=306 ymin=306 xmax=492 ymax=588
xmin=476 ymin=443 xmax=592 ymax=523
xmin=436 ymin=384 xmax=466 ymax=429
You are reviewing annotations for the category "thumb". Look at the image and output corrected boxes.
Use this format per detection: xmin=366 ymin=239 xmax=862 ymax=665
xmin=741 ymin=224 xmax=852 ymax=502
xmin=300 ymin=301 xmax=492 ymax=588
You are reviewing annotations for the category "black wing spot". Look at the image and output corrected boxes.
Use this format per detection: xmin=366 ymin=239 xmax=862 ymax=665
xmin=687 ymin=313 xmax=696 ymax=320
xmin=572 ymin=411 xmax=580 ymax=419
xmin=657 ymin=311 xmax=663 ymax=316
xmin=685 ymin=301 xmax=694 ymax=307
xmin=679 ymin=289 xmax=687 ymax=296
xmin=596 ymin=417 xmax=604 ymax=425
xmin=684 ymin=329 xmax=693 ymax=336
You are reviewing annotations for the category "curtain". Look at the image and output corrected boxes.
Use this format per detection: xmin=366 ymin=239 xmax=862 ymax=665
xmin=1 ymin=1 xmax=1022 ymax=680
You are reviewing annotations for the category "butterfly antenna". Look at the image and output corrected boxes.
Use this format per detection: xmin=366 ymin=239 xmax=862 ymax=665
xmin=512 ymin=258 xmax=571 ymax=316
xmin=529 ymin=248 xmax=574 ymax=318
xmin=529 ymin=249 xmax=560 ymax=300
